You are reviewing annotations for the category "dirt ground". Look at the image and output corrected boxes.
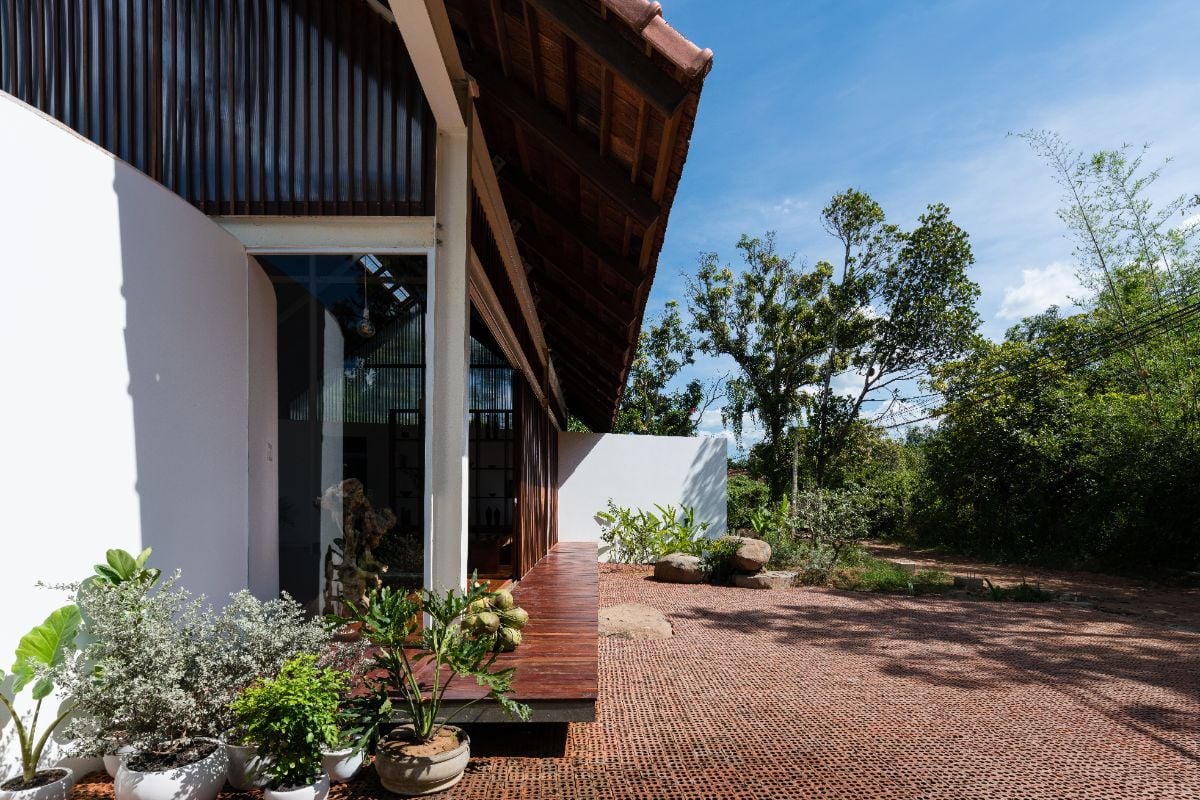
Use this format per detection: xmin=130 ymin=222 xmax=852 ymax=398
xmin=865 ymin=540 xmax=1200 ymax=633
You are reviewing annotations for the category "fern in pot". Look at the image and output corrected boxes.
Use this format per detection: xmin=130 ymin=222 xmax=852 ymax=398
xmin=230 ymin=656 xmax=346 ymax=800
xmin=0 ymin=605 xmax=81 ymax=800
xmin=336 ymin=581 xmax=531 ymax=796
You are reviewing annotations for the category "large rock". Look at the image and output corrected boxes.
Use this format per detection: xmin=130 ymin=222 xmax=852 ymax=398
xmin=721 ymin=536 xmax=772 ymax=572
xmin=654 ymin=552 xmax=704 ymax=584
xmin=599 ymin=603 xmax=673 ymax=640
xmin=733 ymin=570 xmax=797 ymax=590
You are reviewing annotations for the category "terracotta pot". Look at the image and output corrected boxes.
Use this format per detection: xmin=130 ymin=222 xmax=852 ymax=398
xmin=373 ymin=726 xmax=469 ymax=796
xmin=114 ymin=739 xmax=228 ymax=800
xmin=224 ymin=743 xmax=270 ymax=791
xmin=0 ymin=768 xmax=73 ymax=800
xmin=263 ymin=773 xmax=329 ymax=800
xmin=332 ymin=621 xmax=362 ymax=643
xmin=319 ymin=748 xmax=364 ymax=784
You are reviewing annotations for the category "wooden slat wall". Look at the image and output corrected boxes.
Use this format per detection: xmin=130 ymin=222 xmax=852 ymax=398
xmin=514 ymin=372 xmax=558 ymax=577
xmin=0 ymin=0 xmax=434 ymax=215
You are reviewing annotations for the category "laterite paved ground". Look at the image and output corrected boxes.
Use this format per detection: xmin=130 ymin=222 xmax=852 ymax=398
xmin=73 ymin=564 xmax=1200 ymax=799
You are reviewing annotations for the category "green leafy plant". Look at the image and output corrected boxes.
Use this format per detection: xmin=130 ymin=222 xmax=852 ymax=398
xmin=61 ymin=566 xmax=336 ymax=754
xmin=984 ymin=579 xmax=1053 ymax=602
xmin=700 ymin=538 xmax=742 ymax=585
xmin=0 ymin=605 xmax=81 ymax=786
xmin=596 ymin=501 xmax=712 ymax=564
xmin=85 ymin=548 xmax=160 ymax=589
xmin=336 ymin=580 xmax=531 ymax=745
xmin=230 ymin=656 xmax=346 ymax=789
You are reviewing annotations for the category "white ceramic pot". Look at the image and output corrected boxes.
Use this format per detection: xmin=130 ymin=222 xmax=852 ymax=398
xmin=263 ymin=773 xmax=330 ymax=800
xmin=319 ymin=748 xmax=363 ymax=784
xmin=374 ymin=726 xmax=470 ymax=796
xmin=0 ymin=767 xmax=74 ymax=800
xmin=55 ymin=757 xmax=103 ymax=783
xmin=104 ymin=746 xmax=135 ymax=779
xmin=224 ymin=743 xmax=270 ymax=791
xmin=114 ymin=739 xmax=228 ymax=800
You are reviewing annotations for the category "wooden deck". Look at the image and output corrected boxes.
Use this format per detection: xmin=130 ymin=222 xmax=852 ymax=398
xmin=434 ymin=541 xmax=599 ymax=723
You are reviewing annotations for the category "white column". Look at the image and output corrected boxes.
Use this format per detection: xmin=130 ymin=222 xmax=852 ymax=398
xmin=424 ymin=124 xmax=472 ymax=593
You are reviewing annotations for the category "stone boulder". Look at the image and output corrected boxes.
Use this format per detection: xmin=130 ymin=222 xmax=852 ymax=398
xmin=654 ymin=552 xmax=704 ymax=584
xmin=721 ymin=536 xmax=772 ymax=572
xmin=733 ymin=570 xmax=797 ymax=590
xmin=599 ymin=603 xmax=673 ymax=640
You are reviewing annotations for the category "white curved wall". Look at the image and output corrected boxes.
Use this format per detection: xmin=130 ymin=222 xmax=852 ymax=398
xmin=0 ymin=96 xmax=275 ymax=722
xmin=557 ymin=432 xmax=728 ymax=558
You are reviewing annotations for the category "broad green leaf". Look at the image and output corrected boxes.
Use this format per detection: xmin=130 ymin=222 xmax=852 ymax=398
xmin=105 ymin=549 xmax=138 ymax=579
xmin=134 ymin=547 xmax=153 ymax=569
xmin=12 ymin=604 xmax=81 ymax=694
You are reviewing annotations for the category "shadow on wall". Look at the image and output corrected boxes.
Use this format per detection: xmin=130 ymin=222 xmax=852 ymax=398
xmin=114 ymin=163 xmax=253 ymax=603
xmin=680 ymin=437 xmax=728 ymax=538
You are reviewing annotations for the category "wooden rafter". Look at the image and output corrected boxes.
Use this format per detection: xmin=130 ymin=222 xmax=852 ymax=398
xmin=535 ymin=289 xmax=632 ymax=354
xmin=651 ymin=108 xmax=683 ymax=202
xmin=499 ymin=169 xmax=646 ymax=287
xmin=524 ymin=0 xmax=688 ymax=115
xmin=629 ymin=96 xmax=648 ymax=183
xmin=598 ymin=66 xmax=613 ymax=158
xmin=523 ymin=1 xmax=546 ymax=101
xmin=487 ymin=0 xmax=511 ymax=77
xmin=471 ymin=60 xmax=662 ymax=227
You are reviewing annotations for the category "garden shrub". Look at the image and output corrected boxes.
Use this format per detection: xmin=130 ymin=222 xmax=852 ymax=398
xmin=700 ymin=537 xmax=743 ymax=585
xmin=596 ymin=501 xmax=711 ymax=564
xmin=61 ymin=573 xmax=342 ymax=754
xmin=727 ymin=473 xmax=770 ymax=532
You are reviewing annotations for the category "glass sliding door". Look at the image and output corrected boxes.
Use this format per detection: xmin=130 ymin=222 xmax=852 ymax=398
xmin=262 ymin=254 xmax=427 ymax=615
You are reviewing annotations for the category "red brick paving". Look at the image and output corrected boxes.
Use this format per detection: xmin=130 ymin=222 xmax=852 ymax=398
xmin=72 ymin=564 xmax=1200 ymax=799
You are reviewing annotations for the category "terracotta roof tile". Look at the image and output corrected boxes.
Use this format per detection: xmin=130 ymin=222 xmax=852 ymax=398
xmin=602 ymin=0 xmax=713 ymax=79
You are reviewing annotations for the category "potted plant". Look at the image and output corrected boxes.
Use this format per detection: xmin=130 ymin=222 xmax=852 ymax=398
xmin=229 ymin=656 xmax=347 ymax=800
xmin=0 ymin=605 xmax=82 ymax=800
xmin=222 ymin=725 xmax=269 ymax=791
xmin=319 ymin=692 xmax=389 ymax=785
xmin=337 ymin=581 xmax=531 ymax=796
xmin=57 ymin=549 xmax=340 ymax=800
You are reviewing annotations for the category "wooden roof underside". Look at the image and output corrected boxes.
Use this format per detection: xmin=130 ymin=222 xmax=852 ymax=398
xmin=446 ymin=0 xmax=710 ymax=431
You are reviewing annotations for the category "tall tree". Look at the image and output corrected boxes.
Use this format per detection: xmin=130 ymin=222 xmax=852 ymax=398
xmin=613 ymin=301 xmax=721 ymax=436
xmin=810 ymin=192 xmax=980 ymax=485
xmin=688 ymin=233 xmax=829 ymax=499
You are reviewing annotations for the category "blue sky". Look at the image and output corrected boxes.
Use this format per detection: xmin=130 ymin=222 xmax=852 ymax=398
xmin=646 ymin=0 xmax=1200 ymax=447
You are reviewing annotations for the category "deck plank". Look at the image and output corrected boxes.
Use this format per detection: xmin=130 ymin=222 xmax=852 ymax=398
xmin=418 ymin=542 xmax=598 ymax=721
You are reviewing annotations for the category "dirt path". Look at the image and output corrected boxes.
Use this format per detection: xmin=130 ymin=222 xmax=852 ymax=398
xmin=866 ymin=540 xmax=1200 ymax=632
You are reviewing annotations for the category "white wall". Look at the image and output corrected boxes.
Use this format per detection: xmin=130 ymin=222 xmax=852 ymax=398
xmin=0 ymin=95 xmax=271 ymax=768
xmin=247 ymin=257 xmax=279 ymax=599
xmin=557 ymin=432 xmax=728 ymax=556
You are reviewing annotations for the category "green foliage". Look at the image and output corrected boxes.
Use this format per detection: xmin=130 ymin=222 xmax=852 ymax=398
xmin=688 ymin=192 xmax=978 ymax=498
xmin=726 ymin=473 xmax=770 ymax=532
xmin=0 ymin=606 xmax=81 ymax=783
xmin=983 ymin=579 xmax=1054 ymax=603
xmin=700 ymin=538 xmax=742 ymax=585
xmin=86 ymin=548 xmax=160 ymax=589
xmin=688 ymin=233 xmax=828 ymax=498
xmin=830 ymin=559 xmax=952 ymax=595
xmin=230 ymin=656 xmax=346 ymax=789
xmin=904 ymin=137 xmax=1200 ymax=570
xmin=335 ymin=580 xmax=530 ymax=745
xmin=791 ymin=487 xmax=874 ymax=573
xmin=62 ymin=568 xmax=335 ymax=753
xmin=615 ymin=301 xmax=718 ymax=436
xmin=595 ymin=501 xmax=712 ymax=564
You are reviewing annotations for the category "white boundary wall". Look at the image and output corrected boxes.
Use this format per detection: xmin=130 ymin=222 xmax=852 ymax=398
xmin=557 ymin=432 xmax=727 ymax=557
xmin=0 ymin=96 xmax=276 ymax=738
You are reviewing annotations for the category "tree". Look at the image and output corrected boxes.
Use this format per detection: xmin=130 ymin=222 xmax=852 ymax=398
xmin=810 ymin=191 xmax=980 ymax=486
xmin=614 ymin=301 xmax=721 ymax=436
xmin=688 ymin=233 xmax=829 ymax=499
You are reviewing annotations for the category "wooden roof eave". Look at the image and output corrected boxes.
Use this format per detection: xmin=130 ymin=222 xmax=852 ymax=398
xmin=470 ymin=115 xmax=569 ymax=426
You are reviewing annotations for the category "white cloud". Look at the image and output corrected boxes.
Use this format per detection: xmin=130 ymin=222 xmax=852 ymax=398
xmin=997 ymin=262 xmax=1082 ymax=320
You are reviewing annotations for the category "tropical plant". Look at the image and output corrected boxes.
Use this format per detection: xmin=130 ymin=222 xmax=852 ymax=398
xmin=335 ymin=581 xmax=530 ymax=745
xmin=229 ymin=656 xmax=347 ymax=789
xmin=595 ymin=501 xmax=712 ymax=564
xmin=84 ymin=547 xmax=161 ymax=589
xmin=0 ymin=605 xmax=81 ymax=787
